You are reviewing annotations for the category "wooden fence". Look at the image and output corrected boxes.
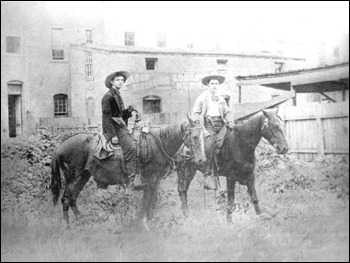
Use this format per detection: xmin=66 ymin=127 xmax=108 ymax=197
xmin=283 ymin=102 xmax=349 ymax=161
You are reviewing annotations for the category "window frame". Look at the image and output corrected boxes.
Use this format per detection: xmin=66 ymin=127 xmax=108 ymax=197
xmin=54 ymin=94 xmax=68 ymax=117
xmin=145 ymin=58 xmax=158 ymax=70
xmin=85 ymin=29 xmax=93 ymax=44
xmin=85 ymin=51 xmax=93 ymax=80
xmin=125 ymin=31 xmax=135 ymax=46
xmin=156 ymin=33 xmax=166 ymax=48
xmin=6 ymin=36 xmax=21 ymax=54
xmin=51 ymin=28 xmax=65 ymax=60
xmin=217 ymin=59 xmax=228 ymax=71
xmin=143 ymin=95 xmax=162 ymax=114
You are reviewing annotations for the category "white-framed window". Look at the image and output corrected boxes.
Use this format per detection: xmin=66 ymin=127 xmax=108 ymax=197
xmin=145 ymin=58 xmax=158 ymax=70
xmin=86 ymin=29 xmax=93 ymax=44
xmin=6 ymin=36 xmax=21 ymax=54
xmin=51 ymin=28 xmax=65 ymax=60
xmin=157 ymin=33 xmax=166 ymax=47
xmin=217 ymin=59 xmax=228 ymax=71
xmin=54 ymin=94 xmax=68 ymax=117
xmin=125 ymin=32 xmax=135 ymax=46
xmin=85 ymin=51 xmax=93 ymax=79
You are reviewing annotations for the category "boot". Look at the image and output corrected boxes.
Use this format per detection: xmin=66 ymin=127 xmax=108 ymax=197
xmin=128 ymin=173 xmax=147 ymax=191
xmin=204 ymin=174 xmax=218 ymax=190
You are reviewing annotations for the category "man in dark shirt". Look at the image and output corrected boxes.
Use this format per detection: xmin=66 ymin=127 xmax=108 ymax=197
xmin=102 ymin=71 xmax=147 ymax=190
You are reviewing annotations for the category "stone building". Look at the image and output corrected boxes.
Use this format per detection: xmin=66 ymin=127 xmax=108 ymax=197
xmin=2 ymin=1 xmax=309 ymax=139
xmin=1 ymin=1 xmax=105 ymax=139
xmin=69 ymin=44 xmax=306 ymax=127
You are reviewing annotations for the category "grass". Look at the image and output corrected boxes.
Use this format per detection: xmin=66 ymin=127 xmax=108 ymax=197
xmin=1 ymin=139 xmax=349 ymax=261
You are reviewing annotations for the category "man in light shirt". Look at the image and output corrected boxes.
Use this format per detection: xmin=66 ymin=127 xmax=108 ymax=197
xmin=192 ymin=75 xmax=234 ymax=190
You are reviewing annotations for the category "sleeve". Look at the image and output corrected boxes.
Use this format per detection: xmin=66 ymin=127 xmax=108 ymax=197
xmin=102 ymin=96 xmax=117 ymax=140
xmin=192 ymin=98 xmax=203 ymax=123
xmin=222 ymin=100 xmax=234 ymax=123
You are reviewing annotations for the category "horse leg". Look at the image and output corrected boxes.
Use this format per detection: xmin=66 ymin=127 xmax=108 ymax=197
xmin=177 ymin=162 xmax=196 ymax=217
xmin=149 ymin=177 xmax=161 ymax=220
xmin=138 ymin=182 xmax=152 ymax=231
xmin=69 ymin=170 xmax=91 ymax=220
xmin=226 ymin=175 xmax=236 ymax=222
xmin=246 ymin=175 xmax=261 ymax=215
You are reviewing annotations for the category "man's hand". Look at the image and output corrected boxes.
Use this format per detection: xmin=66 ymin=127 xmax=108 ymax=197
xmin=227 ymin=121 xmax=235 ymax=129
xmin=127 ymin=105 xmax=135 ymax=111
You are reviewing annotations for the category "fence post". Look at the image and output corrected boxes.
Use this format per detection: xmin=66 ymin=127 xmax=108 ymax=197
xmin=316 ymin=117 xmax=325 ymax=157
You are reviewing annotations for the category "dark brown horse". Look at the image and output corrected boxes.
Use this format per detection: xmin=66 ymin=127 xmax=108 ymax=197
xmin=50 ymin=116 xmax=206 ymax=228
xmin=177 ymin=109 xmax=289 ymax=221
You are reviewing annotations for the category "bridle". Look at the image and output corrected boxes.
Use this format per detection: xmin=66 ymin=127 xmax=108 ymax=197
xmin=261 ymin=115 xmax=283 ymax=130
xmin=176 ymin=124 xmax=205 ymax=162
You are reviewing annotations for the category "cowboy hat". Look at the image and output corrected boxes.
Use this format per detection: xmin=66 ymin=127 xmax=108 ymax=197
xmin=201 ymin=75 xmax=225 ymax=86
xmin=105 ymin=71 xmax=130 ymax=89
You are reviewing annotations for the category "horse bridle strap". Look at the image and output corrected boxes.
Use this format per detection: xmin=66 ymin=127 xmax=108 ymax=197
xmin=181 ymin=125 xmax=204 ymax=159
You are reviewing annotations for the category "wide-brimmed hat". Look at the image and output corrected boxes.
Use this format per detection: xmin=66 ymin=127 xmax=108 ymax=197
xmin=105 ymin=71 xmax=130 ymax=89
xmin=201 ymin=75 xmax=225 ymax=86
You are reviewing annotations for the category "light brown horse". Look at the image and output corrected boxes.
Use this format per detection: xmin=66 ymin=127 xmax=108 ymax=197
xmin=51 ymin=116 xmax=206 ymax=228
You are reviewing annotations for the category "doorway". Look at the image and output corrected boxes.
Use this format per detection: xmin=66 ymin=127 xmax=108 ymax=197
xmin=8 ymin=95 xmax=22 ymax=137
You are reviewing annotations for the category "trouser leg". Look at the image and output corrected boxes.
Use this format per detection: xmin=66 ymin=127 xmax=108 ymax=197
xmin=116 ymin=127 xmax=146 ymax=190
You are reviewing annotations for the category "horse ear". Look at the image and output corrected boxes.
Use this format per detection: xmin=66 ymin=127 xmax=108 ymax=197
xmin=187 ymin=114 xmax=195 ymax=127
xmin=262 ymin=109 xmax=272 ymax=119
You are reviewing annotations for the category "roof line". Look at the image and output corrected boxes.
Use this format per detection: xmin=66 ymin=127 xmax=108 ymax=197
xmin=236 ymin=62 xmax=349 ymax=80
xmin=70 ymin=44 xmax=305 ymax=61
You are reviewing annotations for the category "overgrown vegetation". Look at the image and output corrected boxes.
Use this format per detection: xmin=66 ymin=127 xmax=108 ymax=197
xmin=1 ymin=130 xmax=349 ymax=261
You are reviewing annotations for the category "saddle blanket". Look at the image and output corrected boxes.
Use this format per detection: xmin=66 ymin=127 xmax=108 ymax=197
xmin=92 ymin=133 xmax=123 ymax=160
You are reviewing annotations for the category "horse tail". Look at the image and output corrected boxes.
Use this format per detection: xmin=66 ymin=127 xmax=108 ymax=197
xmin=50 ymin=152 xmax=61 ymax=206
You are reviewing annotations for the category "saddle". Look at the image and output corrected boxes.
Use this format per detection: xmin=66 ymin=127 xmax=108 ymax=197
xmin=92 ymin=132 xmax=123 ymax=160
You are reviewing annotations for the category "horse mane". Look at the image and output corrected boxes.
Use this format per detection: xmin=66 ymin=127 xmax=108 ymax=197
xmin=235 ymin=113 xmax=264 ymax=134
xmin=153 ymin=121 xmax=187 ymax=142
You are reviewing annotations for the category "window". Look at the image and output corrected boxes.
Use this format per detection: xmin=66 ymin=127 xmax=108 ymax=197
xmin=145 ymin=58 xmax=158 ymax=70
xmin=125 ymin=32 xmax=135 ymax=46
xmin=157 ymin=33 xmax=166 ymax=47
xmin=6 ymin=36 xmax=21 ymax=53
xmin=213 ymin=43 xmax=221 ymax=51
xmin=275 ymin=62 xmax=284 ymax=73
xmin=54 ymin=94 xmax=68 ymax=117
xmin=143 ymin=95 xmax=161 ymax=113
xmin=217 ymin=59 xmax=228 ymax=71
xmin=51 ymin=28 xmax=64 ymax=60
xmin=276 ymin=41 xmax=284 ymax=56
xmin=187 ymin=42 xmax=193 ymax=49
xmin=85 ymin=29 xmax=93 ymax=44
xmin=260 ymin=39 xmax=269 ymax=53
xmin=85 ymin=51 xmax=93 ymax=79
xmin=318 ymin=43 xmax=325 ymax=66
xmin=334 ymin=47 xmax=339 ymax=58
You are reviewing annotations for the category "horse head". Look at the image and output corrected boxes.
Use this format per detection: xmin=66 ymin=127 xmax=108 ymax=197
xmin=183 ymin=115 xmax=206 ymax=166
xmin=261 ymin=109 xmax=289 ymax=154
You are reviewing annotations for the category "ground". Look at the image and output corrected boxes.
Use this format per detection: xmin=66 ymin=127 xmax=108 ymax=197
xmin=1 ymin=135 xmax=349 ymax=262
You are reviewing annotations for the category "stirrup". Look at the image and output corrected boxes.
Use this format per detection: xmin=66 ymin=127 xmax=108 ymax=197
xmin=128 ymin=173 xmax=147 ymax=191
